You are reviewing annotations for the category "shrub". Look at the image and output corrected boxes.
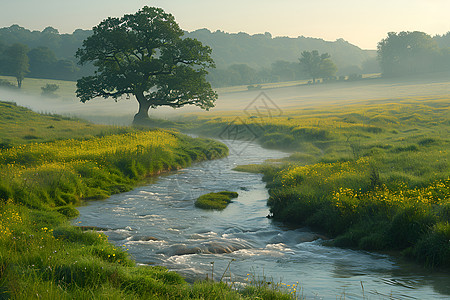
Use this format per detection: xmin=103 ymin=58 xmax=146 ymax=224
xmin=0 ymin=184 xmax=12 ymax=202
xmin=0 ymin=79 xmax=15 ymax=88
xmin=41 ymin=84 xmax=59 ymax=97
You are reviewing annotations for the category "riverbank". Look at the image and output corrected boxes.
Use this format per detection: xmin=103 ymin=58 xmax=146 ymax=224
xmin=0 ymin=102 xmax=295 ymax=299
xmin=187 ymin=95 xmax=450 ymax=268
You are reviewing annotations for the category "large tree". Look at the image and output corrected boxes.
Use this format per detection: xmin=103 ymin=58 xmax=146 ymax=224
xmin=4 ymin=43 xmax=29 ymax=88
xmin=377 ymin=31 xmax=439 ymax=77
xmin=299 ymin=50 xmax=336 ymax=83
xmin=76 ymin=6 xmax=217 ymax=124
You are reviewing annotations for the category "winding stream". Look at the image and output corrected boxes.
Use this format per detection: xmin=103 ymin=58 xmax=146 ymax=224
xmin=75 ymin=140 xmax=449 ymax=299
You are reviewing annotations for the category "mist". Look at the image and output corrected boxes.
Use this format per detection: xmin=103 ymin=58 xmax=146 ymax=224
xmin=0 ymin=86 xmax=200 ymax=125
xmin=2 ymin=69 xmax=450 ymax=126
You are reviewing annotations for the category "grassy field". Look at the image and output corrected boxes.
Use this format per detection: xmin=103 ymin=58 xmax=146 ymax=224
xmin=1 ymin=74 xmax=381 ymax=98
xmin=187 ymin=95 xmax=450 ymax=267
xmin=214 ymin=73 xmax=381 ymax=94
xmin=0 ymin=76 xmax=77 ymax=100
xmin=0 ymin=101 xmax=300 ymax=299
xmin=0 ymin=101 xmax=127 ymax=147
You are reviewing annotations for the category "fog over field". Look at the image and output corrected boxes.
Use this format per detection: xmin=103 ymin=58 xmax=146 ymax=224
xmin=211 ymin=73 xmax=450 ymax=111
xmin=1 ymin=2 xmax=449 ymax=299
xmin=1 ymin=72 xmax=449 ymax=124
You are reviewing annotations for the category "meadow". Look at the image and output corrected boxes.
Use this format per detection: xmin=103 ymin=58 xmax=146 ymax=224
xmin=189 ymin=95 xmax=450 ymax=267
xmin=0 ymin=101 xmax=300 ymax=299
xmin=0 ymin=76 xmax=77 ymax=100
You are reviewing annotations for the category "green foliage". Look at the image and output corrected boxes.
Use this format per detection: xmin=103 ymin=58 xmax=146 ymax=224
xmin=0 ymin=201 xmax=296 ymax=299
xmin=0 ymin=24 xmax=377 ymax=85
xmin=187 ymin=28 xmax=374 ymax=75
xmin=54 ymin=205 xmax=79 ymax=218
xmin=195 ymin=191 xmax=238 ymax=210
xmin=0 ymin=183 xmax=12 ymax=202
xmin=0 ymin=78 xmax=15 ymax=88
xmin=2 ymin=43 xmax=29 ymax=88
xmin=76 ymin=6 xmax=217 ymax=123
xmin=413 ymin=222 xmax=450 ymax=267
xmin=0 ymin=25 xmax=88 ymax=81
xmin=40 ymin=83 xmax=59 ymax=96
xmin=299 ymin=50 xmax=337 ymax=83
xmin=0 ymin=101 xmax=228 ymax=212
xmin=377 ymin=31 xmax=450 ymax=77
xmin=192 ymin=96 xmax=450 ymax=267
xmin=0 ymin=103 xmax=264 ymax=298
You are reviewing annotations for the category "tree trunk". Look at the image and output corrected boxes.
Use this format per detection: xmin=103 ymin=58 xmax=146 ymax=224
xmin=133 ymin=92 xmax=151 ymax=125
xmin=17 ymin=77 xmax=22 ymax=89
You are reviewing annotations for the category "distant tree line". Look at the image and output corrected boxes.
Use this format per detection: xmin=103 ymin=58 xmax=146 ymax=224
xmin=0 ymin=24 xmax=449 ymax=87
xmin=377 ymin=31 xmax=450 ymax=77
xmin=0 ymin=42 xmax=90 ymax=84
xmin=0 ymin=25 xmax=94 ymax=85
xmin=0 ymin=25 xmax=377 ymax=87
xmin=208 ymin=50 xmax=339 ymax=87
xmin=207 ymin=61 xmax=306 ymax=87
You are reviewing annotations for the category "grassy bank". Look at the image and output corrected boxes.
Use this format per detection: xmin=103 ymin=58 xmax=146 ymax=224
xmin=0 ymin=202 xmax=295 ymax=299
xmin=190 ymin=96 xmax=450 ymax=267
xmin=0 ymin=101 xmax=124 ymax=148
xmin=0 ymin=102 xmax=296 ymax=299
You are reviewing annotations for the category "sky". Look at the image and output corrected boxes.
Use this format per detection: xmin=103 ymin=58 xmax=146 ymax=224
xmin=0 ymin=0 xmax=449 ymax=49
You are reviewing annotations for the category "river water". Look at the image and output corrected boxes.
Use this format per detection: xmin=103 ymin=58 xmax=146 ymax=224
xmin=75 ymin=140 xmax=449 ymax=299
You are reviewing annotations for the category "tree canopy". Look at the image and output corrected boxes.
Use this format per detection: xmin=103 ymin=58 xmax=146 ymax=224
xmin=4 ymin=43 xmax=29 ymax=88
xmin=299 ymin=50 xmax=337 ymax=83
xmin=0 ymin=24 xmax=378 ymax=84
xmin=377 ymin=31 xmax=442 ymax=77
xmin=75 ymin=6 xmax=217 ymax=123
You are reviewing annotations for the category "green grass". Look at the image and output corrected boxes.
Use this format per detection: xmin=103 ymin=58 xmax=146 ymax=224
xmin=1 ymin=73 xmax=380 ymax=99
xmin=0 ymin=75 xmax=76 ymax=100
xmin=0 ymin=101 xmax=229 ymax=209
xmin=213 ymin=73 xmax=381 ymax=94
xmin=0 ymin=202 xmax=295 ymax=299
xmin=187 ymin=96 xmax=450 ymax=268
xmin=0 ymin=101 xmax=127 ymax=148
xmin=0 ymin=101 xmax=296 ymax=299
xmin=195 ymin=191 xmax=239 ymax=210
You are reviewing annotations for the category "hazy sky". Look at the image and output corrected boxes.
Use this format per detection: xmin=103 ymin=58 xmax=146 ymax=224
xmin=1 ymin=0 xmax=449 ymax=49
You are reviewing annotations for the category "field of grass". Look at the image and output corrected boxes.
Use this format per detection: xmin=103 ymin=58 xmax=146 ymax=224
xmin=1 ymin=74 xmax=381 ymax=98
xmin=0 ymin=101 xmax=128 ymax=147
xmin=0 ymin=75 xmax=77 ymax=100
xmin=0 ymin=101 xmax=299 ymax=299
xmin=189 ymin=95 xmax=450 ymax=267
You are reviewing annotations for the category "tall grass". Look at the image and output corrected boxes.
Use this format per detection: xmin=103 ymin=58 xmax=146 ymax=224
xmin=0 ymin=202 xmax=297 ymax=299
xmin=0 ymin=102 xmax=298 ymax=299
xmin=191 ymin=96 xmax=450 ymax=267
xmin=0 ymin=128 xmax=228 ymax=209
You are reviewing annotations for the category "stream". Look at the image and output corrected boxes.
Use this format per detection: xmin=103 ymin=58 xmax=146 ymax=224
xmin=75 ymin=139 xmax=449 ymax=299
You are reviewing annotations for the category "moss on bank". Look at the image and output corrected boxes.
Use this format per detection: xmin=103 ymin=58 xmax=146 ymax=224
xmin=195 ymin=191 xmax=239 ymax=210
